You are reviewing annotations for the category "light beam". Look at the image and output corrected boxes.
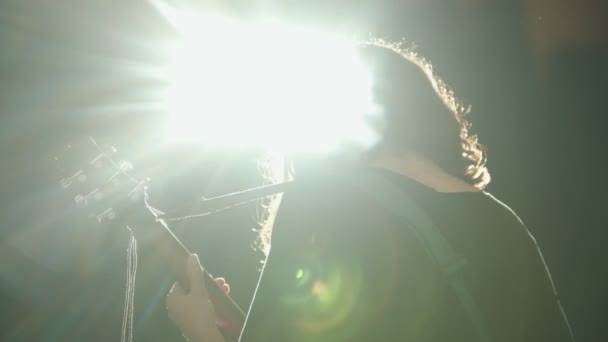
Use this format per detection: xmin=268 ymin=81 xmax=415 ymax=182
xmin=152 ymin=1 xmax=382 ymax=154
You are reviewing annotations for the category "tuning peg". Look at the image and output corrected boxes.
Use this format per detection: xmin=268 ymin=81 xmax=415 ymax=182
xmin=74 ymin=194 xmax=87 ymax=208
xmin=60 ymin=178 xmax=73 ymax=189
xmin=60 ymin=170 xmax=85 ymax=189
xmin=111 ymin=176 xmax=122 ymax=187
xmin=74 ymin=188 xmax=103 ymax=208
xmin=96 ymin=208 xmax=117 ymax=222
xmin=93 ymin=190 xmax=103 ymax=201
xmin=118 ymin=160 xmax=134 ymax=173
xmin=128 ymin=184 xmax=144 ymax=202
xmin=78 ymin=173 xmax=88 ymax=183
xmin=91 ymin=153 xmax=106 ymax=169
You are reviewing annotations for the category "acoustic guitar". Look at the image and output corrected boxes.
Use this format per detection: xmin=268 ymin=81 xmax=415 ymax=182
xmin=54 ymin=137 xmax=249 ymax=342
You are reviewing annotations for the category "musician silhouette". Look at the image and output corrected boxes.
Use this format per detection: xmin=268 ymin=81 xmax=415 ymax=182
xmin=166 ymin=40 xmax=574 ymax=342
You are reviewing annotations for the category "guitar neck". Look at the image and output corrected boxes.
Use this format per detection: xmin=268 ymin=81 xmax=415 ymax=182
xmin=54 ymin=137 xmax=249 ymax=342
xmin=131 ymin=212 xmax=245 ymax=342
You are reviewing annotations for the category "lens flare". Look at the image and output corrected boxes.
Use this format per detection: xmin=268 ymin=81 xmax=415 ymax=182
xmin=152 ymin=1 xmax=382 ymax=154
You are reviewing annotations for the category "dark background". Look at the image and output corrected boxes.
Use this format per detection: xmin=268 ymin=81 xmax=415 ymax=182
xmin=0 ymin=0 xmax=606 ymax=341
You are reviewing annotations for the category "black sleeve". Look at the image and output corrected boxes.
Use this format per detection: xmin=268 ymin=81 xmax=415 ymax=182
xmin=239 ymin=174 xmax=576 ymax=342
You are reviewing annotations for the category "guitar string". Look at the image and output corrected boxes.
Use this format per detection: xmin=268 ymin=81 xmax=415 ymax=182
xmin=121 ymin=230 xmax=137 ymax=342
xmin=121 ymin=231 xmax=132 ymax=342
xmin=130 ymin=235 xmax=138 ymax=342
xmin=86 ymin=140 xmax=141 ymax=342
xmin=121 ymin=232 xmax=131 ymax=342
xmin=92 ymin=140 xmax=287 ymax=224
xmin=163 ymin=199 xmax=256 ymax=222
xmin=87 ymin=141 xmax=287 ymax=341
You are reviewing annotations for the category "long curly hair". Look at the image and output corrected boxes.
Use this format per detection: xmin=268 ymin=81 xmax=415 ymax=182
xmin=256 ymin=39 xmax=491 ymax=255
xmin=359 ymin=39 xmax=490 ymax=189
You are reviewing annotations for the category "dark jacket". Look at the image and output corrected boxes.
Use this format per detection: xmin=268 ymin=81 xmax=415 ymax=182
xmin=239 ymin=168 xmax=573 ymax=341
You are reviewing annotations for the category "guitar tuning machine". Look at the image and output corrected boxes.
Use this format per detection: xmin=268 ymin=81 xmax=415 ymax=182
xmin=90 ymin=153 xmax=106 ymax=169
xmin=60 ymin=178 xmax=72 ymax=189
xmin=111 ymin=176 xmax=122 ymax=187
xmin=77 ymin=173 xmax=87 ymax=183
xmin=118 ymin=160 xmax=134 ymax=173
xmin=96 ymin=208 xmax=117 ymax=222
xmin=60 ymin=170 xmax=86 ymax=189
xmin=74 ymin=194 xmax=87 ymax=208
xmin=128 ymin=180 xmax=147 ymax=202
xmin=73 ymin=188 xmax=103 ymax=208
xmin=90 ymin=146 xmax=116 ymax=168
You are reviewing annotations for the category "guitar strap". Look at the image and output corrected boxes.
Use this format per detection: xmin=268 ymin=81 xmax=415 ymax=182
xmin=344 ymin=171 xmax=492 ymax=341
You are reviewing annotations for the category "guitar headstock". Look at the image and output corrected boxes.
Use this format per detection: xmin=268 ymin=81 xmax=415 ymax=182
xmin=54 ymin=137 xmax=149 ymax=224
xmin=54 ymin=138 xmax=246 ymax=339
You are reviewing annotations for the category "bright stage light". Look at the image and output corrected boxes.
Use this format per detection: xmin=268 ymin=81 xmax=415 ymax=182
xmin=155 ymin=4 xmax=382 ymax=154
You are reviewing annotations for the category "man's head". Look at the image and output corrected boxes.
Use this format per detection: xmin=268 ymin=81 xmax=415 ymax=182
xmin=357 ymin=40 xmax=490 ymax=190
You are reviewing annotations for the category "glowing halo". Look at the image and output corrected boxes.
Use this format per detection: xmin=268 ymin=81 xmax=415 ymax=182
xmin=151 ymin=1 xmax=383 ymax=154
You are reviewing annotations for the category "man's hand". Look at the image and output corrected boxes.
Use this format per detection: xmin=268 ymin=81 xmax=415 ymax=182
xmin=166 ymin=254 xmax=227 ymax=342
